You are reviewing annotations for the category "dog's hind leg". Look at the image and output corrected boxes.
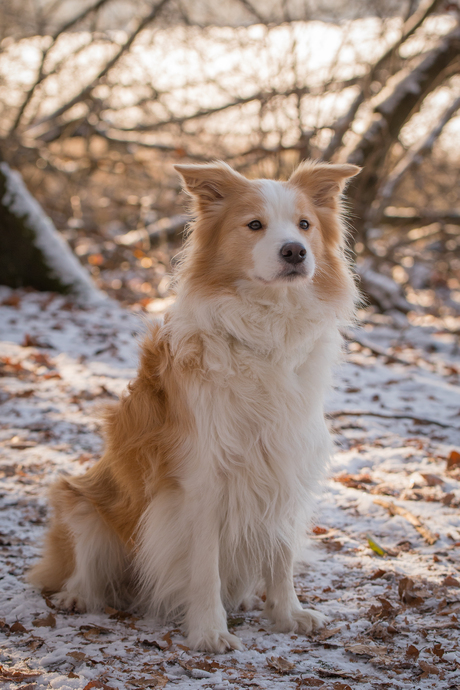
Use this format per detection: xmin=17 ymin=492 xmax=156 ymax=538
xmin=28 ymin=477 xmax=128 ymax=611
xmin=263 ymin=540 xmax=327 ymax=633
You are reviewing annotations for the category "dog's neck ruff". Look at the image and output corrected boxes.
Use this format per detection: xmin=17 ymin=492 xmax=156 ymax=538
xmin=167 ymin=279 xmax=341 ymax=366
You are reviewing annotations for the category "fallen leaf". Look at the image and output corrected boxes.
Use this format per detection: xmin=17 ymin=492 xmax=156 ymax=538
xmin=266 ymin=656 xmax=295 ymax=673
xmin=82 ymin=681 xmax=116 ymax=690
xmin=318 ymin=626 xmax=342 ymax=640
xmin=370 ymin=569 xmax=387 ymax=580
xmin=2 ymin=294 xmax=21 ymax=307
xmin=10 ymin=621 xmax=27 ymax=634
xmin=127 ymin=674 xmax=168 ymax=688
xmin=0 ymin=664 xmax=41 ymax=681
xmin=419 ymin=660 xmax=439 ymax=677
xmin=67 ymin=651 xmax=86 ymax=661
xmin=431 ymin=643 xmax=444 ymax=658
xmin=447 ymin=450 xmax=460 ymax=469
xmin=161 ymin=630 xmax=173 ymax=648
xmin=312 ymin=526 xmax=328 ymax=535
xmin=443 ymin=575 xmax=460 ymax=587
xmin=32 ymin=612 xmax=56 ymax=628
xmin=421 ymin=473 xmax=444 ymax=486
xmin=398 ymin=577 xmax=424 ymax=606
xmin=367 ymin=534 xmax=386 ymax=557
xmin=406 ymin=644 xmax=420 ymax=659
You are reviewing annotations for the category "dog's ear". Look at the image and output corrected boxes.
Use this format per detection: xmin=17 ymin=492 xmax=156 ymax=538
xmin=174 ymin=161 xmax=248 ymax=205
xmin=289 ymin=160 xmax=360 ymax=209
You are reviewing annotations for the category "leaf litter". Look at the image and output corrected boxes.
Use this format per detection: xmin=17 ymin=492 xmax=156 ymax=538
xmin=0 ymin=287 xmax=460 ymax=689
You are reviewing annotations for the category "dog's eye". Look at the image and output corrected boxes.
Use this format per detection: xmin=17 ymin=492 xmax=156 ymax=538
xmin=247 ymin=220 xmax=263 ymax=231
xmin=299 ymin=219 xmax=310 ymax=230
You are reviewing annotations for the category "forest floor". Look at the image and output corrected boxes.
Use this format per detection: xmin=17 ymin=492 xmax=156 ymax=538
xmin=0 ymin=287 xmax=459 ymax=690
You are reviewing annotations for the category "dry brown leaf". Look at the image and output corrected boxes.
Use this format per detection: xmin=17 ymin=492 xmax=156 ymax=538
xmin=398 ymin=577 xmax=425 ymax=606
xmin=419 ymin=660 xmax=439 ymax=676
xmin=10 ymin=621 xmax=28 ymax=634
xmin=266 ymin=656 xmax=295 ymax=673
xmin=32 ymin=612 xmax=56 ymax=628
xmin=318 ymin=626 xmax=342 ymax=640
xmin=67 ymin=651 xmax=86 ymax=661
xmin=421 ymin=473 xmax=444 ymax=486
xmin=406 ymin=644 xmax=420 ymax=658
xmin=447 ymin=450 xmax=460 ymax=469
xmin=82 ymin=681 xmax=116 ymax=690
xmin=443 ymin=575 xmax=460 ymax=587
xmin=0 ymin=664 xmax=41 ymax=681
xmin=312 ymin=526 xmax=328 ymax=535
xmin=431 ymin=643 xmax=444 ymax=658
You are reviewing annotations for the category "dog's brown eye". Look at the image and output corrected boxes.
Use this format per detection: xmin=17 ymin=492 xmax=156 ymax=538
xmin=247 ymin=220 xmax=262 ymax=231
xmin=299 ymin=219 xmax=310 ymax=230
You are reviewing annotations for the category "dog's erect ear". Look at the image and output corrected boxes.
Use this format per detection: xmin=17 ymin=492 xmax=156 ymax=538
xmin=174 ymin=161 xmax=248 ymax=204
xmin=288 ymin=160 xmax=360 ymax=209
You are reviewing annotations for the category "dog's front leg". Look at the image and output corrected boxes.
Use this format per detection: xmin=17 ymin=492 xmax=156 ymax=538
xmin=264 ymin=541 xmax=327 ymax=633
xmin=184 ymin=500 xmax=243 ymax=653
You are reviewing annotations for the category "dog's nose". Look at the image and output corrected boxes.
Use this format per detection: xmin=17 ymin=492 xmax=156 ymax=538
xmin=279 ymin=242 xmax=307 ymax=265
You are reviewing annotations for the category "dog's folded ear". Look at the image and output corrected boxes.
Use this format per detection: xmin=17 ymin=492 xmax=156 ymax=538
xmin=289 ymin=160 xmax=360 ymax=209
xmin=174 ymin=161 xmax=248 ymax=205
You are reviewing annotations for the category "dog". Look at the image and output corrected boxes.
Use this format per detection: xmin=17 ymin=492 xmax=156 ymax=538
xmin=29 ymin=159 xmax=359 ymax=652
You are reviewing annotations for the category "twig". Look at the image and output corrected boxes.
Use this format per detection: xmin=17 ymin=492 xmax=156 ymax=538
xmin=10 ymin=0 xmax=112 ymax=133
xmin=33 ymin=0 xmax=171 ymax=127
xmin=343 ymin=329 xmax=412 ymax=365
xmin=373 ymin=498 xmax=438 ymax=545
xmin=328 ymin=410 xmax=458 ymax=431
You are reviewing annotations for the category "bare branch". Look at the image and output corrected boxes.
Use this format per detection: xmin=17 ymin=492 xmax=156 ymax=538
xmin=347 ymin=23 xmax=460 ymax=234
xmin=382 ymin=208 xmax=460 ymax=227
xmin=370 ymin=94 xmax=460 ymax=223
xmin=32 ymin=0 xmax=171 ymax=128
xmin=236 ymin=0 xmax=267 ymax=24
xmin=10 ymin=0 xmax=112 ymax=133
xmin=322 ymin=0 xmax=443 ymax=161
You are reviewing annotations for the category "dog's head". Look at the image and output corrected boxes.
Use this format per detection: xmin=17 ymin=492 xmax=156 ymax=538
xmin=174 ymin=160 xmax=359 ymax=301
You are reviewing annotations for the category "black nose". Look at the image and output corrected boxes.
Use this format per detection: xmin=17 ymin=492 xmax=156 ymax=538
xmin=280 ymin=242 xmax=307 ymax=265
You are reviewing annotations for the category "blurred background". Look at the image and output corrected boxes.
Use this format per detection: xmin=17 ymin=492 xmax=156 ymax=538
xmin=1 ymin=0 xmax=459 ymax=324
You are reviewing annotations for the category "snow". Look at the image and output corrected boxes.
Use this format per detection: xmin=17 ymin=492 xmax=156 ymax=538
xmin=0 ymin=287 xmax=459 ymax=689
xmin=0 ymin=163 xmax=105 ymax=306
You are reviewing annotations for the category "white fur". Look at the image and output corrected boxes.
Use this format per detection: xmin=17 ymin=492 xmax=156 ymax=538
xmin=53 ymin=499 xmax=128 ymax=612
xmin=135 ymin=279 xmax=340 ymax=650
xmin=250 ymin=180 xmax=315 ymax=283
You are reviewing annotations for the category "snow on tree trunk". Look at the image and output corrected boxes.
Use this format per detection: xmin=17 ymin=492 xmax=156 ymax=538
xmin=0 ymin=162 xmax=105 ymax=304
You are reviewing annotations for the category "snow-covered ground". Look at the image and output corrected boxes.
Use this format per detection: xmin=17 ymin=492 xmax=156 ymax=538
xmin=0 ymin=287 xmax=459 ymax=690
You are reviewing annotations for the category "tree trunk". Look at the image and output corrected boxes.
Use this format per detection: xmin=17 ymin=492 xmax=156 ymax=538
xmin=0 ymin=162 xmax=103 ymax=303
xmin=347 ymin=23 xmax=460 ymax=237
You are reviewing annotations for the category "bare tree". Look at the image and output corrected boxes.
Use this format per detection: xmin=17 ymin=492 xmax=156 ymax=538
xmin=0 ymin=0 xmax=459 ymax=309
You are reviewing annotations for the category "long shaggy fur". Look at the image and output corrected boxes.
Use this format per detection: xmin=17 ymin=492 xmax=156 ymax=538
xmin=29 ymin=159 xmax=360 ymax=652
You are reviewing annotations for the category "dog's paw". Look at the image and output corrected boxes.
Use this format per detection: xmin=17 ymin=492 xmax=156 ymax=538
xmin=270 ymin=608 xmax=328 ymax=634
xmin=187 ymin=629 xmax=244 ymax=653
xmin=51 ymin=590 xmax=87 ymax=613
